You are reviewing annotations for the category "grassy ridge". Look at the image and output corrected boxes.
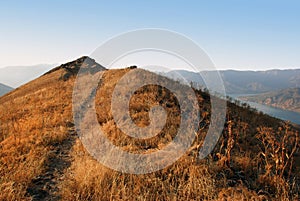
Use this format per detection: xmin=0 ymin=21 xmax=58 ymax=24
xmin=0 ymin=57 xmax=299 ymax=200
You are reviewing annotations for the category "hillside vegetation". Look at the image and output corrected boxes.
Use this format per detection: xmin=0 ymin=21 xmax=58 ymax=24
xmin=0 ymin=57 xmax=299 ymax=200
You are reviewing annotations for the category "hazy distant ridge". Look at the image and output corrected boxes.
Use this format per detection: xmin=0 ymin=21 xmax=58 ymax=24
xmin=240 ymin=88 xmax=300 ymax=113
xmin=0 ymin=83 xmax=13 ymax=96
xmin=0 ymin=64 xmax=56 ymax=88
xmin=166 ymin=69 xmax=300 ymax=94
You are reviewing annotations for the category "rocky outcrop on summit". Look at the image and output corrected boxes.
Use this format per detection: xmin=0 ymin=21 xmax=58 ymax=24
xmin=44 ymin=56 xmax=107 ymax=80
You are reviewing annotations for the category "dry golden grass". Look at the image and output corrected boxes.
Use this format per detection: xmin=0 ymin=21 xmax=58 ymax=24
xmin=0 ymin=68 xmax=74 ymax=200
xmin=61 ymin=139 xmax=217 ymax=201
xmin=0 ymin=57 xmax=299 ymax=200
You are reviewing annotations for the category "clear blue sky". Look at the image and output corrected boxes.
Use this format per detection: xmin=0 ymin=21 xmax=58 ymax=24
xmin=1 ymin=0 xmax=300 ymax=70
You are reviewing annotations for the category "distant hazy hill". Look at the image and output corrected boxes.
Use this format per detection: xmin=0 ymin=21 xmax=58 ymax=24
xmin=0 ymin=83 xmax=13 ymax=96
xmin=240 ymin=88 xmax=300 ymax=113
xmin=0 ymin=64 xmax=56 ymax=88
xmin=166 ymin=69 xmax=300 ymax=94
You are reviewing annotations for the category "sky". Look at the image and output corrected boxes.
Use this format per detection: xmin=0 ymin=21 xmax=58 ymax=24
xmin=1 ymin=0 xmax=300 ymax=70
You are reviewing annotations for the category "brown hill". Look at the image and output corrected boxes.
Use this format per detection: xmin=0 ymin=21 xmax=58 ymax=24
xmin=0 ymin=57 xmax=299 ymax=200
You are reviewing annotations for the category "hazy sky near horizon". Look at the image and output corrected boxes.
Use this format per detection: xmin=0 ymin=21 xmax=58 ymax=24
xmin=1 ymin=0 xmax=300 ymax=70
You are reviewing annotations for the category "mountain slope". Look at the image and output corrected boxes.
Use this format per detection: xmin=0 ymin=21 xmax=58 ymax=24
xmin=0 ymin=57 xmax=299 ymax=200
xmin=240 ymin=88 xmax=300 ymax=113
xmin=166 ymin=69 xmax=300 ymax=94
xmin=0 ymin=83 xmax=13 ymax=96
xmin=0 ymin=56 xmax=105 ymax=200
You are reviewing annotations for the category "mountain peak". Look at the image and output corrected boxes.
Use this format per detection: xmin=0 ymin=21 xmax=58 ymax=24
xmin=44 ymin=56 xmax=106 ymax=80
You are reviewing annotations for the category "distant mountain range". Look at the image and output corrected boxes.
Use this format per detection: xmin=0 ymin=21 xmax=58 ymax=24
xmin=240 ymin=88 xmax=300 ymax=113
xmin=1 ymin=63 xmax=299 ymax=94
xmin=0 ymin=83 xmax=13 ymax=96
xmin=0 ymin=64 xmax=56 ymax=88
xmin=165 ymin=69 xmax=300 ymax=94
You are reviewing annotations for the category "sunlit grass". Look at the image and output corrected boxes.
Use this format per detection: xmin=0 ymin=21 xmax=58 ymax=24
xmin=0 ymin=60 xmax=299 ymax=200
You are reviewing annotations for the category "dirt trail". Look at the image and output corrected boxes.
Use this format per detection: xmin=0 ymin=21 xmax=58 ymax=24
xmin=26 ymin=126 xmax=77 ymax=201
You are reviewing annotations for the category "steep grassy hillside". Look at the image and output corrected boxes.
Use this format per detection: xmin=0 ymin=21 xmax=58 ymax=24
xmin=0 ymin=57 xmax=299 ymax=200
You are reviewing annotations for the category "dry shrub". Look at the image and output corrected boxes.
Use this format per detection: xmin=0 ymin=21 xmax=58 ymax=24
xmin=255 ymin=124 xmax=299 ymax=200
xmin=217 ymin=185 xmax=262 ymax=201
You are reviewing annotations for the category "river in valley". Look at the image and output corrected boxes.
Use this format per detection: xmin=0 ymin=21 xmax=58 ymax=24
xmin=229 ymin=94 xmax=300 ymax=125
